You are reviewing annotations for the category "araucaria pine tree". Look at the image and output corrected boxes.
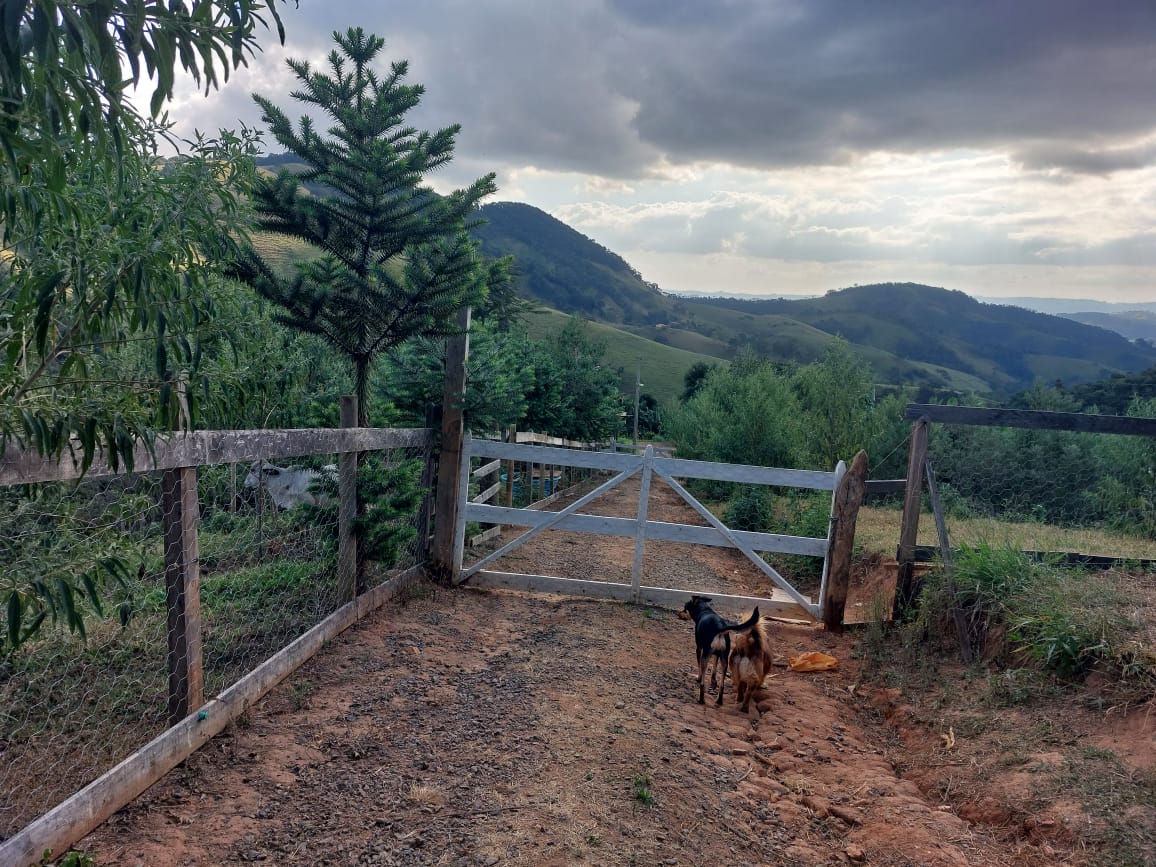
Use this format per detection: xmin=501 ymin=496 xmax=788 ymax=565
xmin=232 ymin=27 xmax=502 ymax=425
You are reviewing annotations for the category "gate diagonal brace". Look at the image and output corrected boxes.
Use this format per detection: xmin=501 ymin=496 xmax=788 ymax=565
xmin=651 ymin=465 xmax=819 ymax=617
xmin=457 ymin=462 xmax=643 ymax=583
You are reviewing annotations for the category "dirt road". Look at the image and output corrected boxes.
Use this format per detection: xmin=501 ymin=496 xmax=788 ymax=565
xmin=80 ymin=479 xmax=1034 ymax=865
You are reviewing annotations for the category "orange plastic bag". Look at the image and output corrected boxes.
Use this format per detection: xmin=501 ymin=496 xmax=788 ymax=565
xmin=788 ymin=651 xmax=838 ymax=672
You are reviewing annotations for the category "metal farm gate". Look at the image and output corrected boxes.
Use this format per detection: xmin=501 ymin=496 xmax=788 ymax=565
xmin=452 ymin=436 xmax=867 ymax=624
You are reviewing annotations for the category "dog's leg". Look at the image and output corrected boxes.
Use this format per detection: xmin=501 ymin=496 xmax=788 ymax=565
xmin=697 ymin=651 xmax=708 ymax=704
xmin=715 ymin=652 xmax=728 ymax=706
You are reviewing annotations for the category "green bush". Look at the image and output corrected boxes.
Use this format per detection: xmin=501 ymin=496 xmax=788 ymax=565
xmin=726 ymin=487 xmax=771 ymax=532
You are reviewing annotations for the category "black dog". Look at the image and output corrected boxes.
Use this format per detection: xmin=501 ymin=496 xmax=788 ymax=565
xmin=679 ymin=595 xmax=760 ymax=705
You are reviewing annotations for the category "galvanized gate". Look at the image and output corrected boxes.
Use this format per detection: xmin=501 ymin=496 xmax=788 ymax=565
xmin=454 ymin=435 xmax=848 ymax=622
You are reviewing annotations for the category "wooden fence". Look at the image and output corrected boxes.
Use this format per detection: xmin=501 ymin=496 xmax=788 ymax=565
xmin=0 ymin=411 xmax=433 ymax=866
xmin=894 ymin=403 xmax=1156 ymax=622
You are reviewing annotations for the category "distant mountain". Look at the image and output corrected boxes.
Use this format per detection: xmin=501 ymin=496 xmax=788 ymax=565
xmin=1059 ymin=310 xmax=1156 ymax=344
xmin=472 ymin=202 xmax=1156 ymax=394
xmin=977 ymin=296 xmax=1156 ymax=316
xmin=694 ymin=284 xmax=1156 ymax=392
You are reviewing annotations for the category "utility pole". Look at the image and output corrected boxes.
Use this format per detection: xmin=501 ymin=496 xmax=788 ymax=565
xmin=633 ymin=358 xmax=643 ymax=454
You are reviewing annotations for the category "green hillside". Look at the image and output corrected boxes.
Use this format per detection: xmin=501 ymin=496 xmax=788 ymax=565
xmin=473 ymin=201 xmax=668 ymax=325
xmin=701 ymin=284 xmax=1156 ymax=392
xmin=523 ymin=309 xmax=720 ymax=404
xmin=1062 ymin=310 xmax=1156 ymax=343
xmin=471 ymin=201 xmax=1156 ymax=394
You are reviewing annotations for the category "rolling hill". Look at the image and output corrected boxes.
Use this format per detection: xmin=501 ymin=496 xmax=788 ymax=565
xmin=473 ymin=202 xmax=1156 ymax=395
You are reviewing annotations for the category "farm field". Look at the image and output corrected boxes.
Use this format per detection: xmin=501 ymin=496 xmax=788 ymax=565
xmin=78 ymin=477 xmax=1155 ymax=866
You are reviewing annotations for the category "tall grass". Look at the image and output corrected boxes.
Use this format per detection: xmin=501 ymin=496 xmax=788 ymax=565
xmin=914 ymin=543 xmax=1151 ymax=685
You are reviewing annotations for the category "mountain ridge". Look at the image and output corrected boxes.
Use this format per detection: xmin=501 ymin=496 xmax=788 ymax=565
xmin=473 ymin=202 xmax=1156 ymax=394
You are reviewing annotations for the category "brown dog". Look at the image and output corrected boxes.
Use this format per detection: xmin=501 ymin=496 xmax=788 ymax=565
xmin=727 ymin=608 xmax=773 ymax=713
xmin=680 ymin=595 xmax=759 ymax=705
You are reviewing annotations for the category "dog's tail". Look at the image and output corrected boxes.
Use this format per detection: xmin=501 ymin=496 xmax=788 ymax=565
xmin=721 ymin=607 xmax=760 ymax=634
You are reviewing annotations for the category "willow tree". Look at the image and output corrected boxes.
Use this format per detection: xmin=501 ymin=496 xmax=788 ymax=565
xmin=231 ymin=27 xmax=503 ymax=425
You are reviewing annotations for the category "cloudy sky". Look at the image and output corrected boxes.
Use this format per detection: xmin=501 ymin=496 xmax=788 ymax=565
xmin=162 ymin=0 xmax=1156 ymax=304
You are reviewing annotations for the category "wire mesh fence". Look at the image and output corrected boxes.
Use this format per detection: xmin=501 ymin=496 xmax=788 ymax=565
xmin=0 ymin=437 xmax=430 ymax=843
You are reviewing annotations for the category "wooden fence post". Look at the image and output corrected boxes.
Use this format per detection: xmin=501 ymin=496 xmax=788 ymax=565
xmin=432 ymin=306 xmax=471 ymax=582
xmin=338 ymin=395 xmax=358 ymax=602
xmin=415 ymin=402 xmax=439 ymax=565
xmin=894 ymin=415 xmax=930 ymax=620
xmin=924 ymin=459 xmax=972 ymax=661
xmin=822 ymin=449 xmax=868 ymax=632
xmin=162 ymin=466 xmax=203 ymax=725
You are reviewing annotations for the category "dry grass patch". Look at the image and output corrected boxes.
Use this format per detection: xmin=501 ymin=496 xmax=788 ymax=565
xmin=856 ymin=505 xmax=1156 ymax=561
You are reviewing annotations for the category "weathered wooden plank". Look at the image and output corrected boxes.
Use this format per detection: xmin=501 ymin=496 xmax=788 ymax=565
xmin=904 ymin=403 xmax=1156 ymax=437
xmin=469 ymin=526 xmax=503 ymax=547
xmin=655 ymin=456 xmax=838 ymax=490
xmin=865 ymin=479 xmax=906 ymax=496
xmin=524 ymin=490 xmax=564 ymax=511
xmin=0 ymin=428 xmax=433 ymax=487
xmin=822 ymin=451 xmax=868 ymax=633
xmin=463 ymin=504 xmax=828 ymax=557
xmin=514 ymin=432 xmax=592 ymax=448
xmin=0 ymin=564 xmax=423 ymax=867
xmin=816 ymin=459 xmax=845 ymax=618
xmin=434 ymin=307 xmax=471 ymax=581
xmin=468 ymin=571 xmax=812 ymax=620
xmin=472 ymin=459 xmax=501 ymax=478
xmin=472 ymin=481 xmax=501 ymax=504
xmin=337 ymin=397 xmax=359 ymax=603
xmin=467 ymin=439 xmax=639 ymax=472
xmin=632 ymin=447 xmax=654 ymax=597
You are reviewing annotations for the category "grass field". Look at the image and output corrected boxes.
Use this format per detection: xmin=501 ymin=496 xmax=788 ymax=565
xmin=855 ymin=504 xmax=1156 ymax=562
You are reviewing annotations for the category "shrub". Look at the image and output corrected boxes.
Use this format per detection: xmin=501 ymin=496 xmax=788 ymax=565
xmin=726 ymin=487 xmax=771 ymax=532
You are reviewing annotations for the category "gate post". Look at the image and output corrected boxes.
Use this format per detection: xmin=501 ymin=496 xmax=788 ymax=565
xmin=821 ymin=450 xmax=868 ymax=632
xmin=432 ymin=305 xmax=471 ymax=582
xmin=162 ymin=465 xmax=203 ymax=724
xmin=894 ymin=415 xmax=930 ymax=620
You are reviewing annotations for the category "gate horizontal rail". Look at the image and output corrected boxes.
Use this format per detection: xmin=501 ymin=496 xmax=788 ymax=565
xmin=465 ymin=505 xmax=828 ymax=557
xmin=455 ymin=436 xmax=849 ymax=621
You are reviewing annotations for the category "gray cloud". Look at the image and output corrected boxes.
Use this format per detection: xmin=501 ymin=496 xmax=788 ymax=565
xmin=179 ymin=0 xmax=1156 ymax=179
xmin=1015 ymin=141 xmax=1156 ymax=175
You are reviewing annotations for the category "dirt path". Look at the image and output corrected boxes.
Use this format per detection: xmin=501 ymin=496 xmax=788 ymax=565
xmin=82 ymin=479 xmax=1016 ymax=866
